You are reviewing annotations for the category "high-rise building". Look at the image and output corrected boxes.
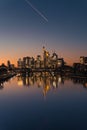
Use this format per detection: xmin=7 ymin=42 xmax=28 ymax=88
xmin=80 ymin=56 xmax=87 ymax=65
xmin=35 ymin=55 xmax=42 ymax=68
xmin=57 ymin=58 xmax=64 ymax=67
xmin=23 ymin=57 xmax=35 ymax=68
xmin=7 ymin=60 xmax=11 ymax=68
xmin=43 ymin=46 xmax=50 ymax=68
xmin=23 ymin=57 xmax=30 ymax=68
xmin=17 ymin=58 xmax=23 ymax=68
xmin=51 ymin=52 xmax=58 ymax=68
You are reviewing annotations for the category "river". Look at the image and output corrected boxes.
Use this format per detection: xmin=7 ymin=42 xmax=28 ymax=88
xmin=0 ymin=74 xmax=87 ymax=130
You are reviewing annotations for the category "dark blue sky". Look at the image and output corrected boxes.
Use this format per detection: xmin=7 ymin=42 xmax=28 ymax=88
xmin=0 ymin=0 xmax=87 ymax=65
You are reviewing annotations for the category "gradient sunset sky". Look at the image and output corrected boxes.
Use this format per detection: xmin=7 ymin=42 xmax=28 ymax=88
xmin=0 ymin=0 xmax=87 ymax=65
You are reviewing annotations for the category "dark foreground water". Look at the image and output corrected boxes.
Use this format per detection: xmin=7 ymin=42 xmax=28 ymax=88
xmin=0 ymin=74 xmax=87 ymax=130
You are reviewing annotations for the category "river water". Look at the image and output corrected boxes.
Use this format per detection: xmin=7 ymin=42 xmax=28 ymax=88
xmin=0 ymin=74 xmax=87 ymax=130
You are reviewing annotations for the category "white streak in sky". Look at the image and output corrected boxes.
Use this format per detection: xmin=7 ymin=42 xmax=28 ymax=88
xmin=25 ymin=0 xmax=48 ymax=22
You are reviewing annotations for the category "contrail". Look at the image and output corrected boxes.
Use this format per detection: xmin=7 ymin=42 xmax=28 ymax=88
xmin=25 ymin=0 xmax=48 ymax=22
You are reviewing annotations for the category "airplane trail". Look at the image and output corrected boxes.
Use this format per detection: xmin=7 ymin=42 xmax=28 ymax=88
xmin=25 ymin=0 xmax=48 ymax=22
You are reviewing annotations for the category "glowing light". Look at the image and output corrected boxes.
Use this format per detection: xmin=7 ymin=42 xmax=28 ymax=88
xmin=58 ymin=77 xmax=61 ymax=83
xmin=18 ymin=81 xmax=23 ymax=86
xmin=53 ymin=81 xmax=57 ymax=88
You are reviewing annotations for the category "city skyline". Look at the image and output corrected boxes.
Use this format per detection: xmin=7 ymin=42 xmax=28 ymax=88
xmin=0 ymin=0 xmax=87 ymax=65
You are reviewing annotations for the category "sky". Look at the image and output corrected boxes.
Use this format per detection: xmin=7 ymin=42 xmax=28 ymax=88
xmin=0 ymin=0 xmax=87 ymax=66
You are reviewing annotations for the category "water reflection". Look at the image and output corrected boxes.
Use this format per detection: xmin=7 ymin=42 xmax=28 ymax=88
xmin=0 ymin=77 xmax=13 ymax=90
xmin=0 ymin=73 xmax=87 ymax=130
xmin=17 ymin=72 xmax=64 ymax=96
xmin=17 ymin=72 xmax=87 ymax=96
xmin=71 ymin=77 xmax=87 ymax=88
xmin=0 ymin=82 xmax=4 ymax=90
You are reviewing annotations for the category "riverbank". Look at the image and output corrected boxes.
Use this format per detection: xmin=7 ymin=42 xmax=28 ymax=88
xmin=0 ymin=72 xmax=16 ymax=82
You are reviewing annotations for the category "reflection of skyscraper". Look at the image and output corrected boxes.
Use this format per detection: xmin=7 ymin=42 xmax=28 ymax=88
xmin=43 ymin=75 xmax=51 ymax=97
xmin=17 ymin=76 xmax=23 ymax=86
xmin=43 ymin=84 xmax=50 ymax=97
xmin=17 ymin=72 xmax=66 ymax=98
xmin=52 ymin=76 xmax=58 ymax=88
xmin=22 ymin=76 xmax=30 ymax=86
xmin=0 ymin=82 xmax=4 ymax=90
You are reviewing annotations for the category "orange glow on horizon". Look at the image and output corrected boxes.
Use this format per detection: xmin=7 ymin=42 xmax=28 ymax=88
xmin=0 ymin=58 xmax=17 ymax=66
xmin=0 ymin=56 xmax=80 ymax=67
xmin=0 ymin=46 xmax=84 ymax=67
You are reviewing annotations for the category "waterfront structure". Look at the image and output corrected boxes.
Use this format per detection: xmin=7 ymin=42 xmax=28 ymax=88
xmin=43 ymin=46 xmax=51 ymax=68
xmin=35 ymin=55 xmax=42 ymax=68
xmin=17 ymin=58 xmax=23 ymax=68
xmin=7 ymin=60 xmax=15 ymax=70
xmin=23 ymin=57 xmax=30 ymax=68
xmin=0 ymin=64 xmax=8 ymax=75
xmin=23 ymin=56 xmax=34 ymax=68
xmin=57 ymin=58 xmax=64 ymax=67
xmin=80 ymin=56 xmax=87 ymax=65
xmin=73 ymin=56 xmax=87 ymax=74
xmin=17 ymin=47 xmax=65 ymax=69
xmin=51 ymin=52 xmax=58 ymax=68
xmin=7 ymin=60 xmax=11 ymax=68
